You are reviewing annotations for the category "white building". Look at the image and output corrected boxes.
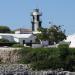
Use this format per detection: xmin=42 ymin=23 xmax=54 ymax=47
xmin=65 ymin=34 xmax=75 ymax=48
xmin=0 ymin=33 xmax=36 ymax=45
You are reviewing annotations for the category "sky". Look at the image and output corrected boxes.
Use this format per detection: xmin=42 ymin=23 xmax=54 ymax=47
xmin=0 ymin=0 xmax=75 ymax=35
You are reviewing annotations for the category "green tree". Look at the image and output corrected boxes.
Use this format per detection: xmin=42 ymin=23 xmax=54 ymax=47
xmin=37 ymin=25 xmax=66 ymax=44
xmin=0 ymin=26 xmax=11 ymax=33
xmin=37 ymin=28 xmax=49 ymax=40
xmin=48 ymin=25 xmax=66 ymax=44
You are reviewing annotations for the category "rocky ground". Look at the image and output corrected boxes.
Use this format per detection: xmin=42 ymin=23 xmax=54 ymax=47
xmin=0 ymin=64 xmax=30 ymax=75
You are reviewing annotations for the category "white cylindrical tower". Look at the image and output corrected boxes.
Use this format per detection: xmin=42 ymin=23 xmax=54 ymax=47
xmin=31 ymin=9 xmax=42 ymax=32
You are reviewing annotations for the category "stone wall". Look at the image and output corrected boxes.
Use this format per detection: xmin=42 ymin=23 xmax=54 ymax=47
xmin=0 ymin=64 xmax=29 ymax=75
xmin=0 ymin=64 xmax=70 ymax=75
xmin=0 ymin=47 xmax=20 ymax=64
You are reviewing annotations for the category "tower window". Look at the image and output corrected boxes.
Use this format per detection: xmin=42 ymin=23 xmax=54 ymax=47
xmin=32 ymin=24 xmax=34 ymax=31
xmin=37 ymin=15 xmax=39 ymax=21
xmin=33 ymin=16 xmax=35 ymax=21
xmin=39 ymin=22 xmax=41 ymax=28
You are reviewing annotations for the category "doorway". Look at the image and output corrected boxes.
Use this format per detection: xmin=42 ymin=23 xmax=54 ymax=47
xmin=23 ymin=40 xmax=25 ymax=44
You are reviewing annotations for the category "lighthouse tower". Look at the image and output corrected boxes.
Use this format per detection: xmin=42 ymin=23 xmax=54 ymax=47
xmin=31 ymin=9 xmax=42 ymax=32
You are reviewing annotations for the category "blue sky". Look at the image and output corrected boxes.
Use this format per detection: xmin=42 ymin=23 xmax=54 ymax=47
xmin=0 ymin=0 xmax=75 ymax=35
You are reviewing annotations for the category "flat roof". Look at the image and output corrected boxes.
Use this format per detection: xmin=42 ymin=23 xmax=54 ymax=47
xmin=0 ymin=33 xmax=33 ymax=38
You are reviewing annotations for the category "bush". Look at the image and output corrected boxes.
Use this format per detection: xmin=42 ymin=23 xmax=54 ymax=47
xmin=58 ymin=44 xmax=69 ymax=60
xmin=58 ymin=44 xmax=69 ymax=49
xmin=18 ymin=48 xmax=60 ymax=70
xmin=35 ymin=38 xmax=40 ymax=44
xmin=12 ymin=44 xmax=24 ymax=47
xmin=18 ymin=47 xmax=75 ymax=71
xmin=0 ymin=42 xmax=17 ymax=47
xmin=0 ymin=38 xmax=9 ymax=43
xmin=0 ymin=39 xmax=17 ymax=46
xmin=0 ymin=26 xmax=11 ymax=33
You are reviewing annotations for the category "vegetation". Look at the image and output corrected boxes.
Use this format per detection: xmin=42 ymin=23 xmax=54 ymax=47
xmin=18 ymin=45 xmax=75 ymax=71
xmin=0 ymin=26 xmax=12 ymax=33
xmin=0 ymin=38 xmax=9 ymax=43
xmin=37 ymin=25 xmax=66 ymax=44
xmin=0 ymin=38 xmax=18 ymax=46
xmin=12 ymin=44 xmax=24 ymax=47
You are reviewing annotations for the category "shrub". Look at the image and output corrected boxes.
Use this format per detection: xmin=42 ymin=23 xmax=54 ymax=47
xmin=0 ymin=39 xmax=17 ymax=46
xmin=18 ymin=47 xmax=75 ymax=71
xmin=12 ymin=44 xmax=24 ymax=47
xmin=0 ymin=42 xmax=17 ymax=46
xmin=0 ymin=26 xmax=11 ymax=33
xmin=0 ymin=38 xmax=9 ymax=43
xmin=18 ymin=48 xmax=60 ymax=70
xmin=58 ymin=44 xmax=69 ymax=60
xmin=58 ymin=44 xmax=69 ymax=49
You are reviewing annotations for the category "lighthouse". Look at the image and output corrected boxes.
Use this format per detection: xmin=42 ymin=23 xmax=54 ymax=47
xmin=31 ymin=9 xmax=42 ymax=32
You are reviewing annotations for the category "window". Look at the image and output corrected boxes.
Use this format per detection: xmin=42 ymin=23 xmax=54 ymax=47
xmin=23 ymin=40 xmax=25 ymax=44
xmin=30 ymin=40 xmax=32 ymax=44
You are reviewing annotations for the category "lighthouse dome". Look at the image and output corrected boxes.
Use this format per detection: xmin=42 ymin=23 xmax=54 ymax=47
xmin=32 ymin=9 xmax=42 ymax=16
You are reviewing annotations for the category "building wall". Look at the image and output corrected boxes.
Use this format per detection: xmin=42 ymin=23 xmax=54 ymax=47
xmin=0 ymin=34 xmax=36 ymax=44
xmin=65 ymin=34 xmax=75 ymax=48
xmin=15 ymin=31 xmax=20 ymax=34
xmin=14 ymin=37 xmax=19 ymax=43
xmin=19 ymin=36 xmax=36 ymax=44
xmin=1 ymin=35 xmax=14 ymax=42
